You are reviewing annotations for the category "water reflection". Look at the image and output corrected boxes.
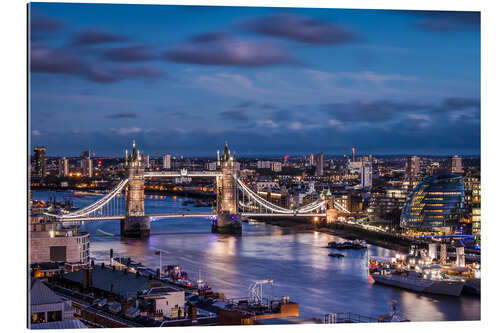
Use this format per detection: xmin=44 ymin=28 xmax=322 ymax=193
xmin=32 ymin=191 xmax=480 ymax=321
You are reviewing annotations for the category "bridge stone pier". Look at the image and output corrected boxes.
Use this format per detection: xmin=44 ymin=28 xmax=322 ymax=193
xmin=213 ymin=142 xmax=242 ymax=234
xmin=121 ymin=141 xmax=150 ymax=238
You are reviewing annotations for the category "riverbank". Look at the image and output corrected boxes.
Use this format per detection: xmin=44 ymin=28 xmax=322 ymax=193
xmin=249 ymin=217 xmax=411 ymax=252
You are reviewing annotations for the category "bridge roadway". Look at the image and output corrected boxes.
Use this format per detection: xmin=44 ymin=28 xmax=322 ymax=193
xmin=58 ymin=212 xmax=326 ymax=222
xmin=144 ymin=171 xmax=222 ymax=178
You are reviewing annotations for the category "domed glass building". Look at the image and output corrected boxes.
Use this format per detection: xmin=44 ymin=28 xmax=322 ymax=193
xmin=400 ymin=174 xmax=464 ymax=232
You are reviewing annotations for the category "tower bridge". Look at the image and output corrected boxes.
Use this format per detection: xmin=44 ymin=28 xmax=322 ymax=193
xmin=44 ymin=141 xmax=350 ymax=237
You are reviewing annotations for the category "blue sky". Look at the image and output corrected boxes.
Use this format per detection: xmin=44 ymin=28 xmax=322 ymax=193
xmin=29 ymin=3 xmax=480 ymax=157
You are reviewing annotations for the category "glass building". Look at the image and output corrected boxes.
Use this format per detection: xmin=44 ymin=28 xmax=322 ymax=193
xmin=400 ymin=174 xmax=465 ymax=232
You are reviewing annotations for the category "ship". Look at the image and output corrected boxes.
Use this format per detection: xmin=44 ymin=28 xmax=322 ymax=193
xmin=327 ymin=239 xmax=367 ymax=250
xmin=372 ymin=268 xmax=465 ymax=296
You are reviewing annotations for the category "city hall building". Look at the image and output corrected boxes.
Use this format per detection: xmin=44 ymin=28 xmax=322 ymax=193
xmin=400 ymin=174 xmax=465 ymax=233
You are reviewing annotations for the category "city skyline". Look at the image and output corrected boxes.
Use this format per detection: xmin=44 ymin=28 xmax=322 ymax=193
xmin=30 ymin=3 xmax=480 ymax=156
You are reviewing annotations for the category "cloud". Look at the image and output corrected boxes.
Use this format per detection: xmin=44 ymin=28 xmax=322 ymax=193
xmin=73 ymin=29 xmax=128 ymax=45
xmin=218 ymin=110 xmax=250 ymax=121
xmin=304 ymin=69 xmax=417 ymax=84
xmin=102 ymin=45 xmax=156 ymax=62
xmin=105 ymin=112 xmax=139 ymax=119
xmin=110 ymin=127 xmax=145 ymax=135
xmin=31 ymin=16 xmax=63 ymax=32
xmin=164 ymin=32 xmax=296 ymax=67
xmin=31 ymin=130 xmax=41 ymax=136
xmin=30 ymin=44 xmax=83 ymax=74
xmin=243 ymin=14 xmax=357 ymax=45
xmin=434 ymin=97 xmax=480 ymax=112
xmin=408 ymin=11 xmax=480 ymax=32
xmin=261 ymin=103 xmax=277 ymax=110
xmin=85 ymin=65 xmax=164 ymax=83
xmin=234 ymin=101 xmax=253 ymax=108
xmin=30 ymin=44 xmax=164 ymax=83
xmin=322 ymin=100 xmax=429 ymax=123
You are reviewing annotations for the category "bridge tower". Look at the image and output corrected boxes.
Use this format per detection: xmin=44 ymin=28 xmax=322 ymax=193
xmin=121 ymin=140 xmax=150 ymax=237
xmin=213 ymin=142 xmax=242 ymax=234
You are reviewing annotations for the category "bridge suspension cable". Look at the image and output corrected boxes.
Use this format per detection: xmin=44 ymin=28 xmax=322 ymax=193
xmin=235 ymin=177 xmax=328 ymax=215
xmin=44 ymin=178 xmax=129 ymax=219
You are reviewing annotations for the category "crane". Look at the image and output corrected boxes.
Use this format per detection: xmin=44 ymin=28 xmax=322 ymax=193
xmin=248 ymin=279 xmax=274 ymax=305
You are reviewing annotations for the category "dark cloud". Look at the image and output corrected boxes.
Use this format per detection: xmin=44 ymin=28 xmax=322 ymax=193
xmin=234 ymin=101 xmax=253 ymax=108
xmin=30 ymin=44 xmax=164 ymax=83
xmin=31 ymin=16 xmax=63 ymax=32
xmin=434 ymin=97 xmax=480 ymax=112
xmin=85 ymin=65 xmax=164 ymax=83
xmin=30 ymin=44 xmax=83 ymax=74
xmin=218 ymin=110 xmax=250 ymax=121
xmin=243 ymin=14 xmax=357 ymax=45
xmin=322 ymin=100 xmax=429 ymax=123
xmin=164 ymin=33 xmax=296 ymax=67
xmin=261 ymin=103 xmax=277 ymax=110
xmin=406 ymin=10 xmax=480 ymax=32
xmin=105 ymin=112 xmax=139 ymax=119
xmin=73 ymin=29 xmax=128 ymax=46
xmin=102 ymin=45 xmax=156 ymax=62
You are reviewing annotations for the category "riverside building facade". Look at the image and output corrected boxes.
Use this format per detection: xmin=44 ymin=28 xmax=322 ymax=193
xmin=400 ymin=174 xmax=465 ymax=233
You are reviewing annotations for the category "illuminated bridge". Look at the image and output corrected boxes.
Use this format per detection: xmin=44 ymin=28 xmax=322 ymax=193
xmin=44 ymin=141 xmax=350 ymax=236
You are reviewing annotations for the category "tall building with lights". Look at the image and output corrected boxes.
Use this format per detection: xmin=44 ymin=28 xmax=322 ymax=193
xmin=400 ymin=174 xmax=465 ymax=233
xmin=315 ymin=152 xmax=324 ymax=176
xmin=360 ymin=161 xmax=372 ymax=188
xmin=405 ymin=156 xmax=420 ymax=178
xmin=162 ymin=154 xmax=171 ymax=170
xmin=448 ymin=155 xmax=463 ymax=174
xmin=33 ymin=146 xmax=47 ymax=178
xmin=143 ymin=154 xmax=150 ymax=169
xmin=58 ymin=157 xmax=69 ymax=177
xmin=80 ymin=150 xmax=93 ymax=178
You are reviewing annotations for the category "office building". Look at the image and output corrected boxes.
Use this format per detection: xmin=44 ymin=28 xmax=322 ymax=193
xmin=143 ymin=154 xmax=150 ymax=169
xmin=315 ymin=152 xmax=324 ymax=176
xmin=271 ymin=161 xmax=282 ymax=172
xmin=58 ymin=157 xmax=69 ymax=177
xmin=360 ymin=161 xmax=372 ymax=188
xmin=163 ymin=154 xmax=171 ymax=170
xmin=33 ymin=146 xmax=47 ymax=178
xmin=400 ymin=174 xmax=465 ymax=233
xmin=82 ymin=157 xmax=93 ymax=178
xmin=406 ymin=156 xmax=420 ymax=178
xmin=448 ymin=155 xmax=463 ymax=174
xmin=257 ymin=160 xmax=271 ymax=169
xmin=351 ymin=147 xmax=356 ymax=162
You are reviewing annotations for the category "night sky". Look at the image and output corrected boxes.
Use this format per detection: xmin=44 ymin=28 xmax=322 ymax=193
xmin=29 ymin=3 xmax=480 ymax=157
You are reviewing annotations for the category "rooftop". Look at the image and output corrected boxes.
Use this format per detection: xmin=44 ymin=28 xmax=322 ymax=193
xmin=30 ymin=278 xmax=64 ymax=306
xmin=64 ymin=266 xmax=165 ymax=297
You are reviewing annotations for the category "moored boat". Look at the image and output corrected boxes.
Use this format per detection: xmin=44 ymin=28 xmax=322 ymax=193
xmin=372 ymin=268 xmax=465 ymax=296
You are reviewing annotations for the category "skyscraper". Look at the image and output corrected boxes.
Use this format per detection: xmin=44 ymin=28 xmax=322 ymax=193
xmin=448 ymin=155 xmax=463 ymax=174
xmin=80 ymin=150 xmax=93 ymax=178
xmin=360 ymin=161 xmax=372 ymax=188
xmin=163 ymin=154 xmax=171 ymax=170
xmin=143 ymin=154 xmax=150 ymax=169
xmin=33 ymin=146 xmax=47 ymax=178
xmin=315 ymin=152 xmax=324 ymax=176
xmin=351 ymin=147 xmax=356 ymax=162
xmin=406 ymin=156 xmax=420 ymax=178
xmin=58 ymin=157 xmax=69 ymax=177
xmin=309 ymin=154 xmax=315 ymax=166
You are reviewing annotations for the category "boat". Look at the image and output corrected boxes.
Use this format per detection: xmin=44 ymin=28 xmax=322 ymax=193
xmin=372 ymin=268 xmax=465 ymax=296
xmin=328 ymin=253 xmax=345 ymax=258
xmin=328 ymin=239 xmax=367 ymax=250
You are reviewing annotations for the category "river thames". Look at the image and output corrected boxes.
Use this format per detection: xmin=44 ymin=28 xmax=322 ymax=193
xmin=33 ymin=190 xmax=480 ymax=322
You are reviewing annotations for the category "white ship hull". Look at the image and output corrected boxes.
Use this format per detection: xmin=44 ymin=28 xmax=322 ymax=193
xmin=372 ymin=273 xmax=465 ymax=296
